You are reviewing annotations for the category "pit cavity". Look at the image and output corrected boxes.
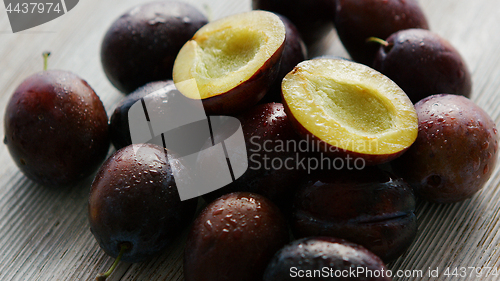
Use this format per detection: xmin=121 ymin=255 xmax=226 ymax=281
xmin=308 ymin=76 xmax=393 ymax=135
xmin=196 ymin=28 xmax=264 ymax=80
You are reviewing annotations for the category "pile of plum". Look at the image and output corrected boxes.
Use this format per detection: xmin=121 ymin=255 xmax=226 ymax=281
xmin=3 ymin=0 xmax=498 ymax=280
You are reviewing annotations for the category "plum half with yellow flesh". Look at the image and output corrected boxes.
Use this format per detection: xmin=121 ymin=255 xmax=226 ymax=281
xmin=282 ymin=59 xmax=418 ymax=165
xmin=173 ymin=11 xmax=286 ymax=115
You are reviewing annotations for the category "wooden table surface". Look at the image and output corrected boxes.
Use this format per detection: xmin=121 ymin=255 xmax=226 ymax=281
xmin=1 ymin=0 xmax=500 ymax=280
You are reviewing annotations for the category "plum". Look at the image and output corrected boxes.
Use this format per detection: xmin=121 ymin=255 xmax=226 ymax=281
xmin=373 ymin=29 xmax=472 ymax=103
xmin=184 ymin=192 xmax=289 ymax=281
xmin=292 ymin=167 xmax=417 ymax=262
xmin=108 ymin=80 xmax=174 ymax=150
xmin=173 ymin=11 xmax=286 ymax=115
xmin=101 ymin=1 xmax=208 ymax=93
xmin=393 ymin=94 xmax=498 ymax=203
xmin=335 ymin=0 xmax=429 ymax=65
xmin=88 ymin=143 xmax=197 ymax=263
xmin=259 ymin=14 xmax=307 ymax=104
xmin=252 ymin=0 xmax=335 ymax=44
xmin=264 ymin=237 xmax=391 ymax=280
xmin=200 ymin=103 xmax=307 ymax=210
xmin=4 ymin=70 xmax=110 ymax=187
xmin=281 ymin=59 xmax=418 ymax=165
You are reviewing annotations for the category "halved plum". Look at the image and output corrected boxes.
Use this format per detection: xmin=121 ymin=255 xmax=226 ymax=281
xmin=282 ymin=59 xmax=418 ymax=165
xmin=173 ymin=11 xmax=286 ymax=115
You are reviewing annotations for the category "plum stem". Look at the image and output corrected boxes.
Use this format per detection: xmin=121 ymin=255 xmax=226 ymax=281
xmin=42 ymin=52 xmax=51 ymax=71
xmin=366 ymin=37 xmax=389 ymax=47
xmin=95 ymin=244 xmax=128 ymax=281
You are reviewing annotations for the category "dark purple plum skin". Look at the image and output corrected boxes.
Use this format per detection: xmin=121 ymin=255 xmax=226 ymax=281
xmin=252 ymin=0 xmax=335 ymax=44
xmin=101 ymin=1 xmax=208 ymax=93
xmin=109 ymin=80 xmax=173 ymax=150
xmin=335 ymin=0 xmax=429 ymax=65
xmin=108 ymin=80 xmax=205 ymax=151
xmin=4 ymin=70 xmax=110 ymax=187
xmin=392 ymin=94 xmax=498 ymax=203
xmin=260 ymin=14 xmax=307 ymax=104
xmin=264 ymin=237 xmax=391 ymax=281
xmin=292 ymin=167 xmax=417 ymax=262
xmin=184 ymin=192 xmax=290 ymax=281
xmin=201 ymin=103 xmax=308 ymax=211
xmin=373 ymin=29 xmax=472 ymax=103
xmin=88 ymin=144 xmax=197 ymax=263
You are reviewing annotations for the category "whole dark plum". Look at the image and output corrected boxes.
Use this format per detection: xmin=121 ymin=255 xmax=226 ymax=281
xmin=109 ymin=80 xmax=173 ymax=150
xmin=393 ymin=94 xmax=498 ymax=203
xmin=4 ymin=70 xmax=110 ymax=187
xmin=201 ymin=103 xmax=308 ymax=210
xmin=335 ymin=0 xmax=429 ymax=65
xmin=373 ymin=29 xmax=472 ymax=103
xmin=292 ymin=166 xmax=417 ymax=262
xmin=264 ymin=237 xmax=391 ymax=281
xmin=108 ymin=79 xmax=207 ymax=153
xmin=252 ymin=0 xmax=335 ymax=44
xmin=88 ymin=143 xmax=197 ymax=263
xmin=184 ymin=192 xmax=289 ymax=281
xmin=101 ymin=1 xmax=208 ymax=93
